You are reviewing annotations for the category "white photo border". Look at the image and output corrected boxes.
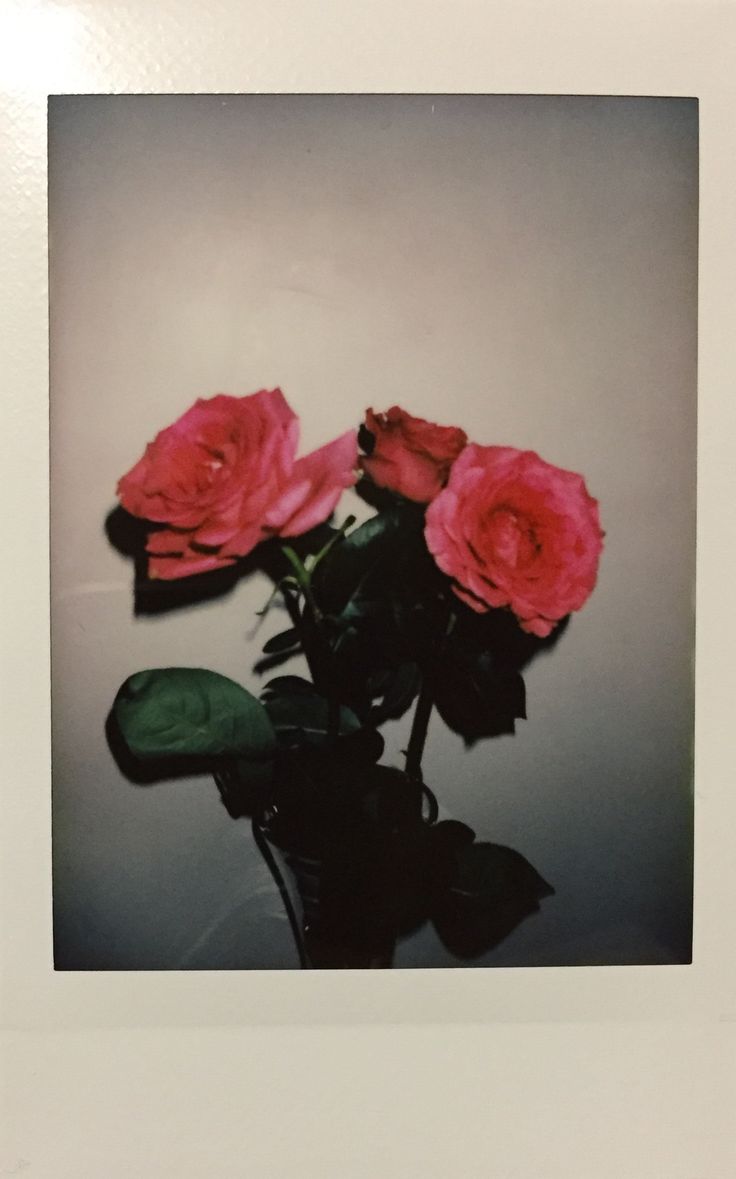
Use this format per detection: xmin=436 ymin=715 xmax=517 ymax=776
xmin=2 ymin=1 xmax=735 ymax=1174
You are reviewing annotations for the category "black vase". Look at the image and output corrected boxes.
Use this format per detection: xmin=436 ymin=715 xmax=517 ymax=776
xmin=261 ymin=764 xmax=440 ymax=969
xmin=216 ymin=759 xmax=438 ymax=969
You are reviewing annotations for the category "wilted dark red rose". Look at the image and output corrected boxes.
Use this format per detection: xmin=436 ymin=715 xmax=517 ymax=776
xmin=360 ymin=406 xmax=467 ymax=503
xmin=425 ymin=444 xmax=604 ymax=636
xmin=117 ymin=388 xmax=357 ymax=579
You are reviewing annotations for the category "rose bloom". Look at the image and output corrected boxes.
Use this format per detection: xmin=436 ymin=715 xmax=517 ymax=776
xmin=425 ymin=444 xmax=604 ymax=637
xmin=360 ymin=406 xmax=467 ymax=503
xmin=117 ymin=388 xmax=357 ymax=579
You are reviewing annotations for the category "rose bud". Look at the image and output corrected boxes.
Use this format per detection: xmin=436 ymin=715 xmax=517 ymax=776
xmin=359 ymin=406 xmax=467 ymax=503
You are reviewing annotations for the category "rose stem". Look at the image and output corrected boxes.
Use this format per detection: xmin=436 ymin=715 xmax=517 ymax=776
xmin=404 ymin=678 xmax=434 ymax=782
xmin=279 ymin=575 xmax=340 ymax=745
xmin=278 ymin=523 xmax=356 ymax=746
xmin=279 ymin=583 xmax=318 ymax=678
xmin=403 ymin=603 xmax=457 ymax=784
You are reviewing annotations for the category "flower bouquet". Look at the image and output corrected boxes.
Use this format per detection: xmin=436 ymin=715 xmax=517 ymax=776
xmin=109 ymin=389 xmax=603 ymax=969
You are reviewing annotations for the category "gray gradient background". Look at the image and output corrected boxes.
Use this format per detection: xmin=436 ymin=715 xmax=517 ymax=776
xmin=49 ymin=94 xmax=696 ymax=969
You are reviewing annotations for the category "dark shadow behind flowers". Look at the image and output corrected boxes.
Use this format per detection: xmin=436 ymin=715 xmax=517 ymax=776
xmin=106 ymin=505 xmax=340 ymax=615
xmin=106 ymin=506 xmax=243 ymax=615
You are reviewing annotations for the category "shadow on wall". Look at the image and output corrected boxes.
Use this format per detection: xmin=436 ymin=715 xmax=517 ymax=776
xmin=105 ymin=505 xmax=244 ymax=615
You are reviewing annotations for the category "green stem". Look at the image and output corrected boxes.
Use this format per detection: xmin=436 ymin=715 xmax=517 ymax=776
xmin=308 ymin=514 xmax=356 ymax=572
xmin=279 ymin=551 xmax=341 ymax=745
xmin=279 ymin=584 xmax=319 ymax=682
xmin=404 ymin=677 xmax=434 ymax=782
xmin=281 ymin=545 xmax=323 ymax=622
xmin=403 ymin=602 xmax=457 ymax=783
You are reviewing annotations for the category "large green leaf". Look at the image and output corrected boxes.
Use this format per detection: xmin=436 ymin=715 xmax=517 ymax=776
xmin=113 ymin=668 xmax=276 ymax=760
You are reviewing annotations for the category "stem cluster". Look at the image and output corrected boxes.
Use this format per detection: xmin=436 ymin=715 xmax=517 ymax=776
xmin=276 ymin=530 xmax=446 ymax=780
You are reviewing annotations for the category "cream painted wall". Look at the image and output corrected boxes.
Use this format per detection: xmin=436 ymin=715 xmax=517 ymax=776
xmin=49 ymin=94 xmax=696 ymax=968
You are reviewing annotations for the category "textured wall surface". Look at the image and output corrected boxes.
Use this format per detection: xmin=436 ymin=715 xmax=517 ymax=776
xmin=49 ymin=94 xmax=697 ymax=969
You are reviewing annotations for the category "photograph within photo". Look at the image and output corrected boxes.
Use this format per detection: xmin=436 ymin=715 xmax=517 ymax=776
xmin=49 ymin=94 xmax=697 ymax=970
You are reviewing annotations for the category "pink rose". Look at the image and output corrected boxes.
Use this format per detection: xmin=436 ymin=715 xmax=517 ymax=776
xmin=360 ymin=406 xmax=467 ymax=503
xmin=425 ymin=445 xmax=604 ymax=637
xmin=117 ymin=388 xmax=357 ymax=579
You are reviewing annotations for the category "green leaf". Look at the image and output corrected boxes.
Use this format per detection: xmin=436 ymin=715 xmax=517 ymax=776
xmin=368 ymin=661 xmax=421 ymax=723
xmin=263 ymin=686 xmax=361 ymax=748
xmin=450 ymin=604 xmax=571 ymax=672
xmin=449 ymin=842 xmax=554 ymax=906
xmin=262 ymin=627 xmax=301 ymax=655
xmin=430 ymin=648 xmax=526 ymax=744
xmin=307 ymin=515 xmax=357 ymax=573
xmin=431 ymin=841 xmax=554 ymax=959
xmin=313 ymin=504 xmax=427 ymax=618
xmin=113 ymin=668 xmax=276 ymax=760
xmin=261 ymin=675 xmax=317 ymax=697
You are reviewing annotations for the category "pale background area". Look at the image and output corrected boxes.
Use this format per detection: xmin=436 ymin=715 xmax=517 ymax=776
xmin=49 ymin=94 xmax=696 ymax=969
